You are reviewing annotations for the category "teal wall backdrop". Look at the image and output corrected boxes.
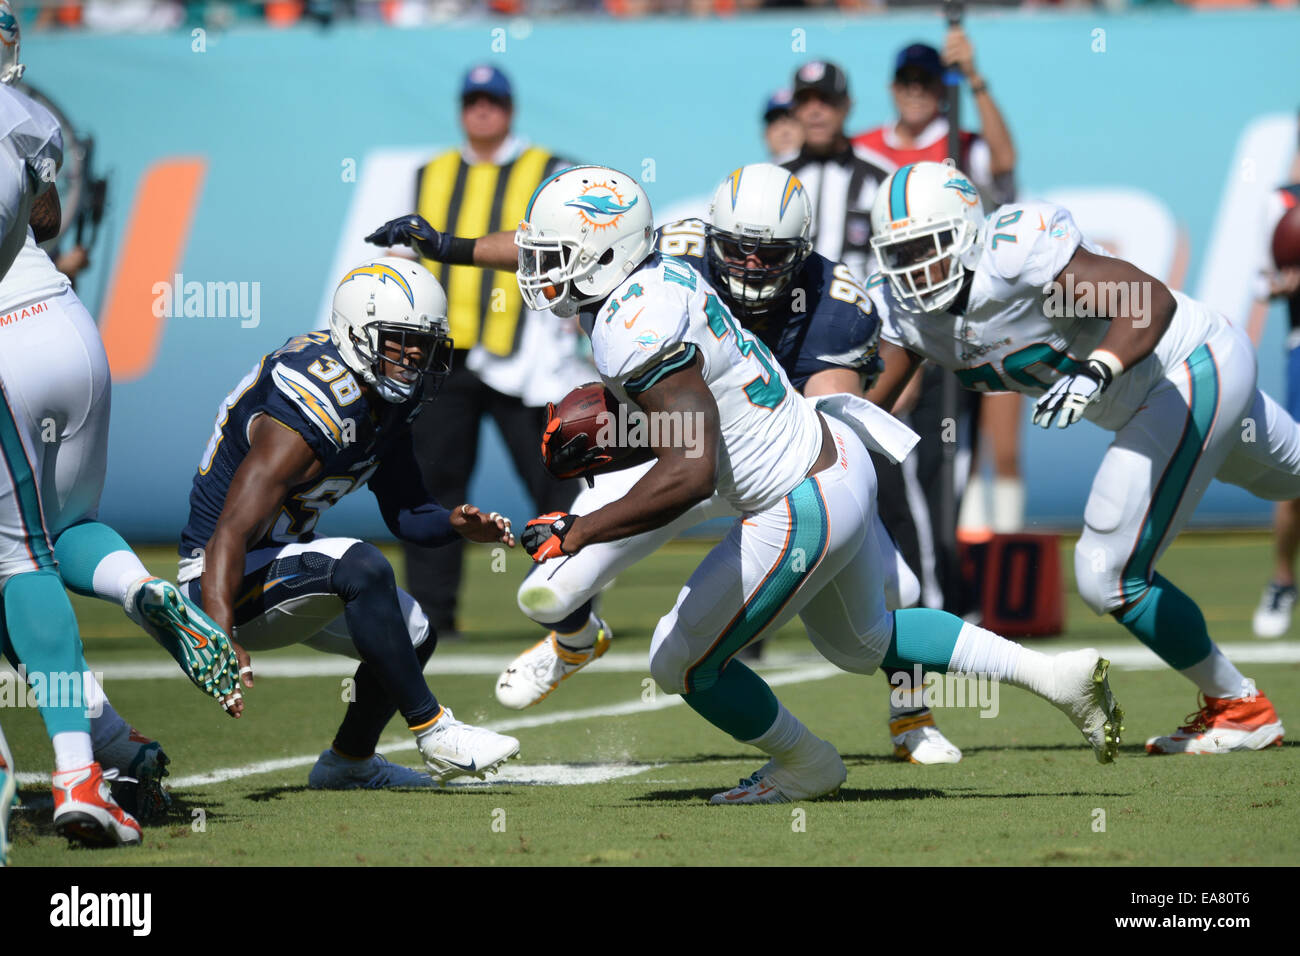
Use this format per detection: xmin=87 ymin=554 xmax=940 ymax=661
xmin=21 ymin=8 xmax=1300 ymax=541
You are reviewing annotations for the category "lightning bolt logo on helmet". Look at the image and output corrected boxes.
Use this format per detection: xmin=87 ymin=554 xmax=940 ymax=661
xmin=338 ymin=262 xmax=415 ymax=306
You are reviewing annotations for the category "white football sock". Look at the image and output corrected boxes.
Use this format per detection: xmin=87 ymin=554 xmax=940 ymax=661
xmin=991 ymin=477 xmax=1026 ymax=533
xmin=1180 ymin=647 xmax=1253 ymax=699
xmin=93 ymin=553 xmax=152 ymax=609
xmin=52 ymin=731 xmax=95 ymax=773
xmin=744 ymin=703 xmax=823 ymax=765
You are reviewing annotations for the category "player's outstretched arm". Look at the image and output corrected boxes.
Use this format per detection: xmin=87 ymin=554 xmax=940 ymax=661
xmin=364 ymin=215 xmax=517 ymax=270
xmin=549 ymin=354 xmax=720 ymax=555
xmin=201 ymin=415 xmax=321 ymax=707
xmin=864 ymin=341 xmax=925 ymax=414
xmin=1033 ymin=247 xmax=1177 ymax=429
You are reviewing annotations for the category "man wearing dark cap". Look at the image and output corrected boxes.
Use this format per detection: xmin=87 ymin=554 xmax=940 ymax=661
xmin=373 ymin=65 xmax=581 ymax=639
xmin=762 ymin=88 xmax=802 ymax=163
xmin=853 ymin=31 xmax=1017 ymax=207
xmin=782 ymin=60 xmax=894 ymax=285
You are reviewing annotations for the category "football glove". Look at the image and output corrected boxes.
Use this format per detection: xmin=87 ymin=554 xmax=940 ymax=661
xmin=521 ymin=512 xmax=576 ymax=562
xmin=365 ymin=214 xmax=454 ymax=262
xmin=1031 ymin=358 xmax=1115 ymax=430
xmin=541 ymin=402 xmax=616 ymax=483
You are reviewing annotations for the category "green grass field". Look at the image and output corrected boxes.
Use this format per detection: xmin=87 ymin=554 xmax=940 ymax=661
xmin=4 ymin=531 xmax=1298 ymax=867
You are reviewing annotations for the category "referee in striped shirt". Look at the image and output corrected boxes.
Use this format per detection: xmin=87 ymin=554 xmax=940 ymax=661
xmin=781 ymin=61 xmax=893 ymax=286
xmin=375 ymin=66 xmax=579 ymax=638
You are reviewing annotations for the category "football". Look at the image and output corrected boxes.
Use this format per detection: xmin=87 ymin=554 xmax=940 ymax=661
xmin=552 ymin=382 xmax=619 ymax=451
xmin=1272 ymin=204 xmax=1300 ymax=269
xmin=542 ymin=382 xmax=630 ymax=479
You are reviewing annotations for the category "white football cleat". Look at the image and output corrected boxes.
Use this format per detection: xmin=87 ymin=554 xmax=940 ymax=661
xmin=890 ymin=710 xmax=962 ymax=764
xmin=495 ymin=620 xmax=612 ymax=710
xmin=415 ymin=708 xmax=519 ymax=783
xmin=308 ymin=750 xmax=438 ymax=789
xmin=1252 ymin=583 xmax=1296 ymax=639
xmin=52 ymin=763 xmax=142 ymax=848
xmin=1145 ymin=688 xmax=1284 ymax=755
xmin=1046 ymin=649 xmax=1124 ymax=764
xmin=710 ymin=738 xmax=846 ymax=805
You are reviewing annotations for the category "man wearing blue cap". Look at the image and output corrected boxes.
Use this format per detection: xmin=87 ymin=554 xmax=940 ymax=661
xmin=367 ymin=65 xmax=582 ymax=640
xmin=762 ymin=89 xmax=801 ymax=163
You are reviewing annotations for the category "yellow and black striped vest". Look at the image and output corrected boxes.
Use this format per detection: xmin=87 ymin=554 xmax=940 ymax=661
xmin=415 ymin=145 xmax=559 ymax=356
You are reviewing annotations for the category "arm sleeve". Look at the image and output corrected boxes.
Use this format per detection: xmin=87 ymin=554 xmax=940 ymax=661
xmin=368 ymin=429 xmax=456 ymax=547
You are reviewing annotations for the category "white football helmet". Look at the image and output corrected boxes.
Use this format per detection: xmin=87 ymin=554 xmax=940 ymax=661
xmin=706 ymin=163 xmax=813 ymax=317
xmin=516 ymin=165 xmax=654 ymax=318
xmin=870 ymin=160 xmax=985 ymax=314
xmin=0 ymin=2 xmax=23 ymax=86
xmin=329 ymin=258 xmax=453 ymax=404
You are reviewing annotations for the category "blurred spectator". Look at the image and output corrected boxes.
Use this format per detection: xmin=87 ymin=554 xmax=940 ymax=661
xmin=852 ymin=34 xmax=1016 ymax=206
xmin=762 ymin=88 xmax=802 ymax=162
xmin=783 ymin=60 xmax=892 ymax=282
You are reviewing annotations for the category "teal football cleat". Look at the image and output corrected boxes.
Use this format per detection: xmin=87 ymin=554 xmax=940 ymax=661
xmin=126 ymin=577 xmax=242 ymax=704
xmin=308 ymin=750 xmax=439 ymax=790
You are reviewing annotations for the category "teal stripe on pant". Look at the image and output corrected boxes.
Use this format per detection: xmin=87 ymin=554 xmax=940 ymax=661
xmin=683 ymin=478 xmax=830 ymax=694
xmin=0 ymin=381 xmax=54 ymax=571
xmin=1120 ymin=345 xmax=1219 ymax=604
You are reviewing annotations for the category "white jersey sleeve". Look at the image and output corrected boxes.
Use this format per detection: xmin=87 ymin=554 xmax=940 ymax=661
xmin=590 ymin=269 xmax=698 ymax=395
xmin=981 ymin=202 xmax=1084 ymax=299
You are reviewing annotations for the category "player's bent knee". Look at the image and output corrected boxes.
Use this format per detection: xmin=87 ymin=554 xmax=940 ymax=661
xmin=647 ymin=616 xmax=692 ymax=696
xmin=516 ymin=569 xmax=589 ymax=625
xmin=1074 ymin=537 xmax=1122 ymax=616
xmin=332 ymin=541 xmax=397 ymax=600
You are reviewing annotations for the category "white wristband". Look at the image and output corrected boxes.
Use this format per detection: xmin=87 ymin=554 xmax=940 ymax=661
xmin=1087 ymin=349 xmax=1125 ymax=380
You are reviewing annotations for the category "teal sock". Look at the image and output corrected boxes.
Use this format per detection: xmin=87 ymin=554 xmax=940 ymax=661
xmin=2 ymin=570 xmax=91 ymax=736
xmin=1118 ymin=573 xmax=1212 ymax=670
xmin=881 ymin=607 xmax=964 ymax=671
xmin=683 ymin=661 xmax=780 ymax=741
xmin=53 ymin=520 xmax=147 ymax=602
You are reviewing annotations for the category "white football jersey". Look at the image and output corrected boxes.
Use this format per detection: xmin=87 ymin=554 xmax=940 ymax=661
xmin=872 ymin=201 xmax=1225 ymax=431
xmin=0 ymin=84 xmax=62 ymax=285
xmin=584 ymin=253 xmax=823 ymax=513
xmin=0 ymin=227 xmax=69 ymax=314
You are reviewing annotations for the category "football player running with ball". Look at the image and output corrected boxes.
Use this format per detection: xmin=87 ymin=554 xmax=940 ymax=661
xmin=867 ymin=160 xmax=1292 ymax=755
xmin=176 ymin=259 xmax=520 ymax=788
xmin=368 ymin=163 xmax=965 ymax=765
xmin=488 ymin=164 xmax=1120 ymax=802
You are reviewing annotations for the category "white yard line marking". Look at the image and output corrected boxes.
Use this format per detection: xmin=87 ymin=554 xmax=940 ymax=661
xmin=7 ymin=640 xmax=1298 ymax=681
xmin=10 ymin=641 xmax=1299 ymax=788
xmin=13 ymin=662 xmax=842 ymax=788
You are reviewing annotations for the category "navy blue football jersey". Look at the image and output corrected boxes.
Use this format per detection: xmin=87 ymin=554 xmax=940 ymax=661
xmin=179 ymin=332 xmax=427 ymax=558
xmin=654 ymin=218 xmax=880 ymax=391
